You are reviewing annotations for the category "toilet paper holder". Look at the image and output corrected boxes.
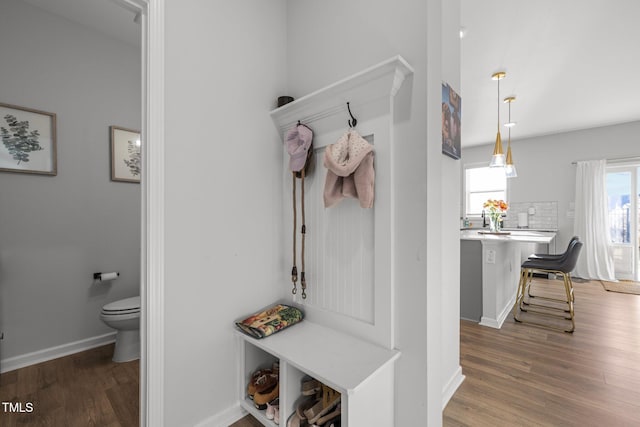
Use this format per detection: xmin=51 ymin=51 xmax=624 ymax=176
xmin=93 ymin=272 xmax=120 ymax=281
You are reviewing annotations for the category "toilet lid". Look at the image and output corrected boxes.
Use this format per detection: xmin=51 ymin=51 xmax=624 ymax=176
xmin=102 ymin=296 xmax=140 ymax=313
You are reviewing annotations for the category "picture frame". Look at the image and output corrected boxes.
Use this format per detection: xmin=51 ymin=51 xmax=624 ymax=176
xmin=110 ymin=125 xmax=141 ymax=183
xmin=442 ymin=83 xmax=462 ymax=160
xmin=0 ymin=102 xmax=57 ymax=175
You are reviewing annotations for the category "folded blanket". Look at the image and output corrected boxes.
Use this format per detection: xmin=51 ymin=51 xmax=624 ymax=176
xmin=235 ymin=304 xmax=304 ymax=339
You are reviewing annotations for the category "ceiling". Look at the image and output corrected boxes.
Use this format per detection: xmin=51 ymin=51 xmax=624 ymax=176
xmin=461 ymin=0 xmax=640 ymax=147
xmin=20 ymin=0 xmax=140 ymax=48
xmin=18 ymin=0 xmax=640 ymax=148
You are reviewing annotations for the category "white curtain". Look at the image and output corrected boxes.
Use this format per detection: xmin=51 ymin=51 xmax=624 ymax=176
xmin=573 ymin=160 xmax=616 ymax=280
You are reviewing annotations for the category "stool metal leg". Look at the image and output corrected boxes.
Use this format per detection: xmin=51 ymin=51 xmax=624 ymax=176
xmin=513 ymin=268 xmax=575 ymax=333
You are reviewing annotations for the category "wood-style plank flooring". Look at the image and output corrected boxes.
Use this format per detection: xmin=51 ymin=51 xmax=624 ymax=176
xmin=4 ymin=280 xmax=634 ymax=426
xmin=235 ymin=279 xmax=640 ymax=427
xmin=0 ymin=343 xmax=138 ymax=427
xmin=230 ymin=414 xmax=264 ymax=427
xmin=444 ymin=279 xmax=640 ymax=426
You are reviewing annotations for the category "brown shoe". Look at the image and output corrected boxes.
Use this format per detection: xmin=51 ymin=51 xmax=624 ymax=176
xmin=301 ymin=377 xmax=320 ymax=396
xmin=247 ymin=369 xmax=277 ymax=399
xmin=254 ymin=381 xmax=279 ymax=409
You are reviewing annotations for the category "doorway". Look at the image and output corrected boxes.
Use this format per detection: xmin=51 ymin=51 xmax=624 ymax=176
xmin=606 ymin=164 xmax=640 ymax=281
xmin=0 ymin=0 xmax=151 ymax=423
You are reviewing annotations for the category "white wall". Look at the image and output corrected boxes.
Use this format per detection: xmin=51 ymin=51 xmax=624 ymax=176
xmin=161 ymin=0 xmax=464 ymax=424
xmin=0 ymin=0 xmax=140 ymax=362
xmin=163 ymin=1 xmax=287 ymax=425
xmin=440 ymin=0 xmax=464 ymax=407
xmin=287 ymin=0 xmax=460 ymax=425
xmin=461 ymin=121 xmax=640 ymax=250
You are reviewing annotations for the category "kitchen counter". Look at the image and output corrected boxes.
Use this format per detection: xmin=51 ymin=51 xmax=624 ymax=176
xmin=460 ymin=230 xmax=556 ymax=328
xmin=461 ymin=227 xmax=558 ymax=232
xmin=460 ymin=229 xmax=556 ymax=244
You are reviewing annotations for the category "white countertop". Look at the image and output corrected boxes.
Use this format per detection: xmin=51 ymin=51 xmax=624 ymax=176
xmin=460 ymin=229 xmax=556 ymax=244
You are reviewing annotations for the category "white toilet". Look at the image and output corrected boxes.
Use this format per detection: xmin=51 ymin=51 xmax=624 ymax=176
xmin=100 ymin=296 xmax=141 ymax=362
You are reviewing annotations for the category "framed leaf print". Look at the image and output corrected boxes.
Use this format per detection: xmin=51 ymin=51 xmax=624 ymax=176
xmin=0 ymin=102 xmax=57 ymax=175
xmin=110 ymin=126 xmax=141 ymax=183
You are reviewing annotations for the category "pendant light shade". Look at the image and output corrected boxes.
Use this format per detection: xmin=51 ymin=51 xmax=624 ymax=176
xmin=490 ymin=131 xmax=505 ymax=167
xmin=489 ymin=72 xmax=506 ymax=167
xmin=503 ymin=96 xmax=517 ymax=178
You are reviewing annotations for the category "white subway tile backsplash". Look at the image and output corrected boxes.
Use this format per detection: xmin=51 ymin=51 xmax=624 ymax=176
xmin=503 ymin=201 xmax=558 ymax=230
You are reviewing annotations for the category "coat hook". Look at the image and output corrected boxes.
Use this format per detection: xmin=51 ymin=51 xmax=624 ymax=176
xmin=347 ymin=102 xmax=357 ymax=128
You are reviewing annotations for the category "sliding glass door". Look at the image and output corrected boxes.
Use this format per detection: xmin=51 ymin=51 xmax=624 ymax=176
xmin=606 ymin=166 xmax=639 ymax=280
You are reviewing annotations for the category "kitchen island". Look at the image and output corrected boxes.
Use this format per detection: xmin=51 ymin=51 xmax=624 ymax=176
xmin=460 ymin=230 xmax=556 ymax=328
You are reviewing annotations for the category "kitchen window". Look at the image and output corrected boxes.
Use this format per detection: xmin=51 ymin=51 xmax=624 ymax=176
xmin=464 ymin=165 xmax=507 ymax=216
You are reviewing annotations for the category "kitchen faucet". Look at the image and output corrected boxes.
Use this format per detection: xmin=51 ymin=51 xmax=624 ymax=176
xmin=482 ymin=210 xmax=488 ymax=228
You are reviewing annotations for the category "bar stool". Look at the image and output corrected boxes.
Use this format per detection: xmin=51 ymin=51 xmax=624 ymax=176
xmin=528 ymin=236 xmax=579 ymax=261
xmin=526 ymin=236 xmax=580 ymax=299
xmin=513 ymin=240 xmax=583 ymax=332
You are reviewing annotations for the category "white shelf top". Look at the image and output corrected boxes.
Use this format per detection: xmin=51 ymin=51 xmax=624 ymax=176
xmin=236 ymin=321 xmax=400 ymax=395
xmin=270 ymin=55 xmax=413 ymax=137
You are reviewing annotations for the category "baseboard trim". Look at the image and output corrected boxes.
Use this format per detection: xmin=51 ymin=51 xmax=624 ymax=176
xmin=0 ymin=332 xmax=116 ymax=374
xmin=195 ymin=403 xmax=246 ymax=427
xmin=480 ymin=293 xmax=516 ymax=329
xmin=442 ymin=366 xmax=465 ymax=409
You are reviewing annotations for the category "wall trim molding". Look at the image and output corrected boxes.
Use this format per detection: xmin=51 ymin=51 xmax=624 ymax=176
xmin=480 ymin=293 xmax=516 ymax=329
xmin=140 ymin=0 xmax=166 ymax=426
xmin=194 ymin=404 xmax=245 ymax=427
xmin=442 ymin=365 xmax=465 ymax=409
xmin=0 ymin=332 xmax=116 ymax=374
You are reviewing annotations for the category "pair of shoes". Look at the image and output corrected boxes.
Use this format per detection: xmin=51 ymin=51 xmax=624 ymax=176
xmin=304 ymin=385 xmax=340 ymax=425
xmin=301 ymin=377 xmax=320 ymax=396
xmin=254 ymin=379 xmax=279 ymax=410
xmin=287 ymin=397 xmax=315 ymax=427
xmin=309 ymin=404 xmax=340 ymax=426
xmin=267 ymin=398 xmax=280 ymax=425
xmin=247 ymin=362 xmax=279 ymax=400
xmin=304 ymin=384 xmax=341 ymax=425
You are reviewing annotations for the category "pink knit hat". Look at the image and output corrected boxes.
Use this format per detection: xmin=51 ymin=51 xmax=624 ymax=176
xmin=285 ymin=125 xmax=313 ymax=172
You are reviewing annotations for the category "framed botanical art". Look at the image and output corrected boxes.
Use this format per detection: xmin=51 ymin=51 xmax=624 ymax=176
xmin=110 ymin=125 xmax=141 ymax=183
xmin=0 ymin=102 xmax=57 ymax=175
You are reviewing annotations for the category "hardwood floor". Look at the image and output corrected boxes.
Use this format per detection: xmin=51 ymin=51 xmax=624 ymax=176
xmin=12 ymin=280 xmax=630 ymax=426
xmin=444 ymin=279 xmax=640 ymax=426
xmin=234 ymin=279 xmax=640 ymax=426
xmin=0 ymin=344 xmax=138 ymax=427
xmin=230 ymin=414 xmax=264 ymax=427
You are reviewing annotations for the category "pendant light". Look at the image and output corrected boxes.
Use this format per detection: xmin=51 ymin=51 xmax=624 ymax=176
xmin=503 ymin=96 xmax=517 ymax=178
xmin=489 ymin=71 xmax=506 ymax=167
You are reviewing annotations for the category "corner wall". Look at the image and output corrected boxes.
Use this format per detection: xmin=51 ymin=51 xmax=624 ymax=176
xmin=163 ymin=1 xmax=288 ymax=425
xmin=0 ymin=0 xmax=141 ymax=364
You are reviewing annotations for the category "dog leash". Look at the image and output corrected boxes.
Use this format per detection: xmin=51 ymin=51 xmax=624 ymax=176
xmin=291 ymin=167 xmax=307 ymax=299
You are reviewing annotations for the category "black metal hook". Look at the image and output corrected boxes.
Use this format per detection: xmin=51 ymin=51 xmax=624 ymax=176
xmin=297 ymin=120 xmax=312 ymax=131
xmin=347 ymin=102 xmax=357 ymax=128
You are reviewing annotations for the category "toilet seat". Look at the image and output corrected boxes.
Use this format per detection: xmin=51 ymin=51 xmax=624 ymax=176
xmin=101 ymin=296 xmax=140 ymax=316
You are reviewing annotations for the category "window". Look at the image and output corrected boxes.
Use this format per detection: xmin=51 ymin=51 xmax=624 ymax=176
xmin=606 ymin=170 xmax=632 ymax=244
xmin=465 ymin=166 xmax=507 ymax=216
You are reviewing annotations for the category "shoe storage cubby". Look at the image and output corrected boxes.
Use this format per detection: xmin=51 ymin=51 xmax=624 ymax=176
xmin=237 ymin=320 xmax=399 ymax=426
